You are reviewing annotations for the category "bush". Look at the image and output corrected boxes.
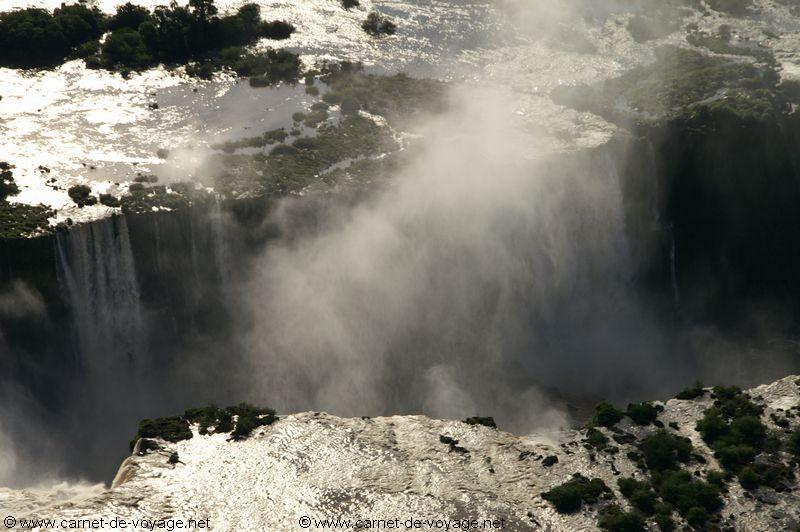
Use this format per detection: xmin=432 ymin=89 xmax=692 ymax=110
xmin=99 ymin=193 xmax=120 ymax=207
xmin=541 ymin=475 xmax=611 ymax=514
xmin=68 ymin=184 xmax=93 ymax=207
xmin=598 ymin=506 xmax=646 ymax=532
xmin=361 ymin=12 xmax=396 ymax=37
xmin=789 ymin=428 xmax=800 ymax=457
xmin=228 ymin=402 xmax=278 ymax=440
xmin=685 ymin=506 xmax=708 ymax=528
xmin=464 ymin=417 xmax=496 ymax=428
xmin=102 ymin=28 xmax=153 ymax=68
xmin=617 ymin=478 xmax=656 ymax=515
xmin=0 ymin=162 xmax=19 ymax=201
xmin=626 ymin=402 xmax=659 ymax=426
xmin=592 ymin=402 xmax=624 ymax=427
xmin=259 ymin=20 xmax=294 ymax=40
xmin=133 ymin=416 xmax=192 ymax=450
xmin=342 ymin=0 xmax=360 ymax=9
xmin=586 ymin=427 xmax=610 ymax=449
xmin=657 ymin=470 xmax=722 ymax=517
xmin=638 ymin=430 xmax=692 ymax=472
xmin=675 ymin=382 xmax=706 ymax=400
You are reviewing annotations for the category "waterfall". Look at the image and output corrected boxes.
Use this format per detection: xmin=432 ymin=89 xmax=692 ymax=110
xmin=55 ymin=216 xmax=146 ymax=369
xmin=152 ymin=216 xmax=163 ymax=274
xmin=669 ymin=222 xmax=680 ymax=306
xmin=210 ymin=200 xmax=231 ymax=284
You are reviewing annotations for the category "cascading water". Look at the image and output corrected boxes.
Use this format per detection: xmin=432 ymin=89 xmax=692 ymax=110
xmin=669 ymin=222 xmax=680 ymax=307
xmin=210 ymin=199 xmax=231 ymax=284
xmin=55 ymin=215 xmax=146 ymax=368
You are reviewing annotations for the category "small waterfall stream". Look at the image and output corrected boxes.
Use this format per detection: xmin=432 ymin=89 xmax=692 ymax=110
xmin=55 ymin=215 xmax=146 ymax=369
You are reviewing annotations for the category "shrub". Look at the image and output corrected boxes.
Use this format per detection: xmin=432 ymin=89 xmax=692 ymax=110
xmin=675 ymin=381 xmax=705 ymax=400
xmin=541 ymin=475 xmax=612 ymax=514
xmin=68 ymin=184 xmax=93 ymax=207
xmin=653 ymin=503 xmax=675 ymax=532
xmin=657 ymin=470 xmax=722 ymax=517
xmin=342 ymin=0 xmax=360 ymax=9
xmin=626 ymin=402 xmax=659 ymax=426
xmin=592 ymin=402 xmax=624 ymax=427
xmin=464 ymin=417 xmax=496 ymax=428
xmin=259 ymin=20 xmax=294 ymax=40
xmin=638 ymin=430 xmax=692 ymax=471
xmin=789 ymin=428 xmax=800 ymax=457
xmin=101 ymin=28 xmax=153 ymax=68
xmin=229 ymin=402 xmax=278 ymax=440
xmin=133 ymin=416 xmax=192 ymax=450
xmin=99 ymin=193 xmax=121 ymax=207
xmin=685 ymin=506 xmax=708 ymax=528
xmin=586 ymin=427 xmax=610 ymax=449
xmin=617 ymin=478 xmax=656 ymax=515
xmin=598 ymin=506 xmax=646 ymax=532
xmin=362 ymin=12 xmax=396 ymax=37
xmin=0 ymin=162 xmax=19 ymax=201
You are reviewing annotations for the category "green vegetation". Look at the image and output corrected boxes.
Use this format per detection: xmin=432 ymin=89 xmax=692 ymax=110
xmin=132 ymin=416 xmax=192 ymax=451
xmin=541 ymin=474 xmax=612 ymax=514
xmin=675 ymin=381 xmax=705 ymax=400
xmin=0 ymin=203 xmax=54 ymax=238
xmin=657 ymin=470 xmax=722 ymax=524
xmin=0 ymin=4 xmax=106 ymax=68
xmin=319 ymin=63 xmax=446 ymax=127
xmin=638 ymin=430 xmax=692 ymax=472
xmin=212 ymin=128 xmax=288 ymax=153
xmin=626 ymin=402 xmax=660 ymax=426
xmin=99 ymin=193 xmax=121 ymax=207
xmin=585 ymin=427 xmax=611 ymax=451
xmin=598 ymin=506 xmax=646 ymax=532
xmin=618 ymin=477 xmax=658 ymax=515
xmin=0 ymin=0 xmax=296 ymax=75
xmin=592 ymin=402 xmax=624 ymax=427
xmin=463 ymin=417 xmax=497 ymax=428
xmin=131 ymin=403 xmax=277 ymax=451
xmin=120 ymin=181 xmax=214 ymax=214
xmin=362 ymin=12 xmax=396 ymax=37
xmin=67 ymin=184 xmax=97 ymax=207
xmin=687 ymin=31 xmax=772 ymax=63
xmin=226 ymin=47 xmax=302 ymax=85
xmin=790 ymin=428 xmax=800 ymax=457
xmin=694 ymin=386 xmax=795 ymax=490
xmin=0 ymin=162 xmax=20 ymax=201
xmin=552 ymin=46 xmax=781 ymax=121
xmin=707 ymin=0 xmax=751 ymax=15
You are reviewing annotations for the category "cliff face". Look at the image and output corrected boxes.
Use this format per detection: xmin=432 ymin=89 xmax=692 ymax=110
xmin=4 ymin=375 xmax=797 ymax=531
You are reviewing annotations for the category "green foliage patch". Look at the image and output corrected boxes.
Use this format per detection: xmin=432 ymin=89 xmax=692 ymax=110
xmin=541 ymin=474 xmax=612 ymax=514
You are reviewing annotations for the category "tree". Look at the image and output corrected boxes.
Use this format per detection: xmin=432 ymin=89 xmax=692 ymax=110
xmin=109 ymin=3 xmax=152 ymax=30
xmin=102 ymin=28 xmax=153 ymax=68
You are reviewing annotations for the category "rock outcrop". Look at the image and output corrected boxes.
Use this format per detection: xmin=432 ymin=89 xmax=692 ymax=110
xmin=4 ymin=375 xmax=799 ymax=531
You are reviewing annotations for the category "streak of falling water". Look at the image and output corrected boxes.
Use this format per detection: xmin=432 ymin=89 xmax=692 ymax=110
xmin=55 ymin=215 xmax=146 ymax=368
xmin=669 ymin=222 xmax=680 ymax=307
xmin=210 ymin=200 xmax=230 ymax=285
